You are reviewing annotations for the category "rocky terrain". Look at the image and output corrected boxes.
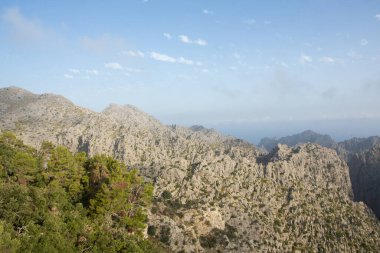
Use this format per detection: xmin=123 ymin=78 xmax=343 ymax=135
xmin=259 ymin=131 xmax=380 ymax=221
xmin=1 ymin=86 xmax=380 ymax=252
xmin=341 ymin=139 xmax=380 ymax=220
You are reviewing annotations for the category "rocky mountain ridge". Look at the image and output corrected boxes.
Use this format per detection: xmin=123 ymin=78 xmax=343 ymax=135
xmin=1 ymin=86 xmax=380 ymax=252
xmin=259 ymin=131 xmax=380 ymax=220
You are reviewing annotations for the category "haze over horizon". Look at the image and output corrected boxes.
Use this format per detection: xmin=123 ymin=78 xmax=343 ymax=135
xmin=1 ymin=1 xmax=380 ymax=142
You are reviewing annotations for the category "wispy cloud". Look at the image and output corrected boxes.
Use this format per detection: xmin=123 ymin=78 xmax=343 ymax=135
xmin=80 ymin=34 xmax=125 ymax=53
xmin=124 ymin=50 xmax=145 ymax=57
xmin=232 ymin=53 xmax=241 ymax=59
xmin=202 ymin=9 xmax=214 ymax=15
xmin=375 ymin=14 xmax=380 ymax=20
xmin=244 ymin=19 xmax=256 ymax=25
xmin=319 ymin=56 xmax=335 ymax=63
xmin=347 ymin=49 xmax=362 ymax=60
xmin=178 ymin=35 xmax=207 ymax=46
xmin=1 ymin=7 xmax=53 ymax=44
xmin=178 ymin=57 xmax=193 ymax=65
xmin=163 ymin=32 xmax=172 ymax=40
xmin=124 ymin=67 xmax=142 ymax=73
xmin=270 ymin=70 xmax=310 ymax=95
xmin=69 ymin=69 xmax=80 ymax=74
xmin=64 ymin=74 xmax=73 ymax=79
xmin=321 ymin=87 xmax=337 ymax=99
xmin=150 ymin=52 xmax=176 ymax=63
xmin=104 ymin=62 xmax=123 ymax=70
xmin=179 ymin=35 xmax=191 ymax=43
xmin=360 ymin=39 xmax=368 ymax=46
xmin=86 ymin=69 xmax=99 ymax=75
xmin=194 ymin=39 xmax=207 ymax=46
xmin=66 ymin=68 xmax=98 ymax=79
xmin=299 ymin=54 xmax=312 ymax=64
xmin=150 ymin=52 xmax=196 ymax=65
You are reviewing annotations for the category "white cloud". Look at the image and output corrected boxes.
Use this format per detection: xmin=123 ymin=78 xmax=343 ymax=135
xmin=244 ymin=19 xmax=256 ymax=25
xmin=69 ymin=69 xmax=80 ymax=74
xmin=202 ymin=9 xmax=214 ymax=15
xmin=86 ymin=69 xmax=99 ymax=75
xmin=179 ymin=35 xmax=191 ymax=43
xmin=178 ymin=35 xmax=207 ymax=46
xmin=104 ymin=62 xmax=123 ymax=70
xmin=299 ymin=54 xmax=313 ymax=64
xmin=150 ymin=52 xmax=197 ymax=65
xmin=1 ymin=7 xmax=49 ymax=43
xmin=194 ymin=39 xmax=207 ymax=46
xmin=375 ymin=14 xmax=380 ymax=20
xmin=150 ymin=52 xmax=176 ymax=63
xmin=178 ymin=57 xmax=193 ymax=65
xmin=163 ymin=32 xmax=172 ymax=40
xmin=360 ymin=39 xmax=368 ymax=46
xmin=319 ymin=57 xmax=335 ymax=63
xmin=64 ymin=74 xmax=73 ymax=79
xmin=125 ymin=50 xmax=145 ymax=57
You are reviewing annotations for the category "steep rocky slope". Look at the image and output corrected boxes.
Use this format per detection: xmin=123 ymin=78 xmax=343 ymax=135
xmin=259 ymin=131 xmax=380 ymax=221
xmin=1 ymin=86 xmax=380 ymax=252
xmin=343 ymin=140 xmax=380 ymax=220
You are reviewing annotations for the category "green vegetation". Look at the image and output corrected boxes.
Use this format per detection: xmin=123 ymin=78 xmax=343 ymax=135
xmin=199 ymin=225 xmax=237 ymax=249
xmin=0 ymin=132 xmax=166 ymax=253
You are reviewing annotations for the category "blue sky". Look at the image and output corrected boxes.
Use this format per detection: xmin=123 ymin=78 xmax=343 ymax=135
xmin=1 ymin=0 xmax=380 ymax=142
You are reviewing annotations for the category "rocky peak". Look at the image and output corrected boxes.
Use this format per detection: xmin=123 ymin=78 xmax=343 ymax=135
xmin=103 ymin=103 xmax=162 ymax=130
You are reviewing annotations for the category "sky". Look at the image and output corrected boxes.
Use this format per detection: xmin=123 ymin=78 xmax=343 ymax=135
xmin=1 ymin=0 xmax=380 ymax=143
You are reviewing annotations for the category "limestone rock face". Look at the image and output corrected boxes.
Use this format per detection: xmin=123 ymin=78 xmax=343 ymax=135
xmin=259 ymin=131 xmax=380 ymax=221
xmin=1 ymin=87 xmax=380 ymax=252
xmin=345 ymin=142 xmax=380 ymax=220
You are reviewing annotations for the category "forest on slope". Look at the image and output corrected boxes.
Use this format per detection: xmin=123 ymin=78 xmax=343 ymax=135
xmin=0 ymin=132 xmax=166 ymax=253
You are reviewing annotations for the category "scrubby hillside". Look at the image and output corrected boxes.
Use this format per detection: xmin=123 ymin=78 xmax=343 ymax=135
xmin=0 ymin=132 xmax=165 ymax=253
xmin=1 ymin=87 xmax=380 ymax=252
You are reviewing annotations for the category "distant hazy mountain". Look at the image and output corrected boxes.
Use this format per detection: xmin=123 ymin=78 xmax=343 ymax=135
xmin=258 ymin=130 xmax=338 ymax=152
xmin=1 ymin=86 xmax=379 ymax=252
xmin=260 ymin=131 xmax=380 ymax=220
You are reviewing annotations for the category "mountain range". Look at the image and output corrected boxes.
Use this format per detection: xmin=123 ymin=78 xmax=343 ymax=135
xmin=1 ymin=87 xmax=379 ymax=252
